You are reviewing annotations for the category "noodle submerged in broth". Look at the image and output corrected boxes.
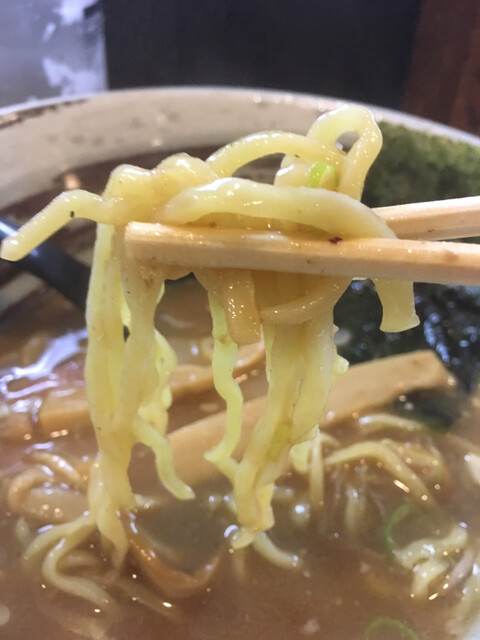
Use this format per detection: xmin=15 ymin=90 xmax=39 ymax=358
xmin=0 ymin=106 xmax=479 ymax=639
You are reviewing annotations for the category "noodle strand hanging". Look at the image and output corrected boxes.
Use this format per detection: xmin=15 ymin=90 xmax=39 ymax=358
xmin=1 ymin=105 xmax=418 ymax=581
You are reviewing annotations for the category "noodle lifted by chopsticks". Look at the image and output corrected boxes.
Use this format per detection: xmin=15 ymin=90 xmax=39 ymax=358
xmin=1 ymin=105 xmax=418 ymax=561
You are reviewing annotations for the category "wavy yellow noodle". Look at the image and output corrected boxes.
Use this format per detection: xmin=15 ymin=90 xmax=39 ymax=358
xmin=1 ymin=105 xmax=418 ymax=594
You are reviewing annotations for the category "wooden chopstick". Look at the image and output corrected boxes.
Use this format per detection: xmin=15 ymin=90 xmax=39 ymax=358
xmin=376 ymin=195 xmax=480 ymax=240
xmin=125 ymin=223 xmax=480 ymax=286
xmin=124 ymin=196 xmax=480 ymax=286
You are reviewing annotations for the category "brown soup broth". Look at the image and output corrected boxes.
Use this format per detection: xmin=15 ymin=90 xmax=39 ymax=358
xmin=0 ymin=280 xmax=479 ymax=639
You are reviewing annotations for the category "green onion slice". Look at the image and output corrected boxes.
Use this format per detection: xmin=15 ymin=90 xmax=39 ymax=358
xmin=306 ymin=162 xmax=338 ymax=189
xmin=383 ymin=502 xmax=419 ymax=554
xmin=364 ymin=616 xmax=419 ymax=640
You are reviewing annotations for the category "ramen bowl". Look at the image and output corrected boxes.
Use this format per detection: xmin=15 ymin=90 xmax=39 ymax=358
xmin=0 ymin=88 xmax=479 ymax=640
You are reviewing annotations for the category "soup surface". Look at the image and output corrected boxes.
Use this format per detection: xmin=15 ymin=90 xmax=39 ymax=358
xmin=0 ymin=278 xmax=480 ymax=640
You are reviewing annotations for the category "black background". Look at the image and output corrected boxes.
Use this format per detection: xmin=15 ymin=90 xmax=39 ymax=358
xmin=103 ymin=0 xmax=422 ymax=109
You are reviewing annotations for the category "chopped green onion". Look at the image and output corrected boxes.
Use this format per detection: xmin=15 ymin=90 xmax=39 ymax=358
xmin=306 ymin=162 xmax=338 ymax=189
xmin=383 ymin=502 xmax=419 ymax=554
xmin=364 ymin=616 xmax=419 ymax=640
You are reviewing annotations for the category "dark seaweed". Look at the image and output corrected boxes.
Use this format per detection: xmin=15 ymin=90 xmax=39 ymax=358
xmin=335 ymin=281 xmax=480 ymax=392
xmin=363 ymin=122 xmax=480 ymax=208
xmin=392 ymin=387 xmax=466 ymax=431
xmin=415 ymin=285 xmax=480 ymax=392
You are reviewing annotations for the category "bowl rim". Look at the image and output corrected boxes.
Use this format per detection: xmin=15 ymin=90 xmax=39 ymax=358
xmin=1 ymin=85 xmax=479 ymax=146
